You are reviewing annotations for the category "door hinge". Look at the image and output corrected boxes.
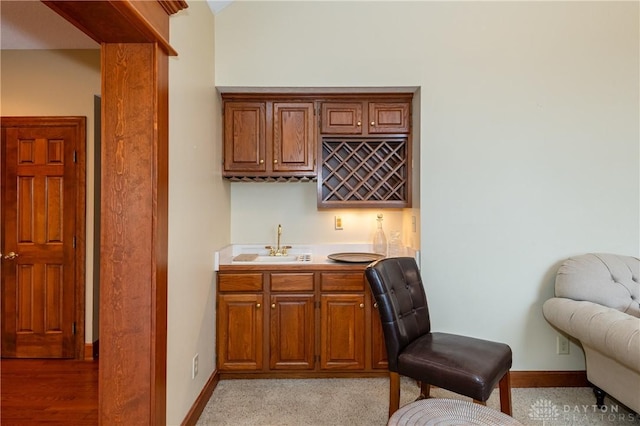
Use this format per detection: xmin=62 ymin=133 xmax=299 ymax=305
xmin=72 ymin=322 xmax=76 ymax=335
xmin=315 ymin=301 xmax=321 ymax=309
xmin=73 ymin=236 xmax=76 ymax=248
xmin=73 ymin=150 xmax=77 ymax=163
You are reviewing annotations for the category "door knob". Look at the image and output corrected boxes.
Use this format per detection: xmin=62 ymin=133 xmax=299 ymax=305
xmin=3 ymin=251 xmax=19 ymax=260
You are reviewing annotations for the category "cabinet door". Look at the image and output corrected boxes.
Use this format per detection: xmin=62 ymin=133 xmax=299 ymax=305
xmin=371 ymin=300 xmax=389 ymax=369
xmin=217 ymin=293 xmax=264 ymax=371
xmin=368 ymin=102 xmax=410 ymax=134
xmin=320 ymin=102 xmax=364 ymax=134
xmin=272 ymin=102 xmax=315 ymax=173
xmin=269 ymin=294 xmax=315 ymax=370
xmin=223 ymin=102 xmax=266 ymax=173
xmin=320 ymin=294 xmax=365 ymax=370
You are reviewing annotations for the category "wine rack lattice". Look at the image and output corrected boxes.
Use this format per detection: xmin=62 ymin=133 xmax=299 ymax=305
xmin=320 ymin=138 xmax=409 ymax=206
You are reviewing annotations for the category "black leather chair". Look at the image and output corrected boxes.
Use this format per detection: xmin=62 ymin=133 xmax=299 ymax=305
xmin=365 ymin=257 xmax=513 ymax=418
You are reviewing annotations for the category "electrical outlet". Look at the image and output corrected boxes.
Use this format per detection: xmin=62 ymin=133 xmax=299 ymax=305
xmin=192 ymin=353 xmax=199 ymax=379
xmin=557 ymin=335 xmax=570 ymax=355
xmin=334 ymin=215 xmax=343 ymax=230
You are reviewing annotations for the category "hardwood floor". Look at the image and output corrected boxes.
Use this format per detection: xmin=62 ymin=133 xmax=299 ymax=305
xmin=1 ymin=359 xmax=98 ymax=425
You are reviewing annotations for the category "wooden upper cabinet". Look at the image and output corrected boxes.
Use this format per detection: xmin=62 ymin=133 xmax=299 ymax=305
xmin=321 ymin=102 xmax=363 ymax=134
xmin=272 ymin=102 xmax=315 ymax=173
xmin=321 ymin=100 xmax=410 ymax=135
xmin=223 ymin=101 xmax=266 ymax=173
xmin=368 ymin=102 xmax=410 ymax=134
xmin=222 ymin=97 xmax=316 ymax=178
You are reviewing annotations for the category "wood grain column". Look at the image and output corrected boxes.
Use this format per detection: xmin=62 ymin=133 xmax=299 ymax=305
xmin=99 ymin=43 xmax=169 ymax=425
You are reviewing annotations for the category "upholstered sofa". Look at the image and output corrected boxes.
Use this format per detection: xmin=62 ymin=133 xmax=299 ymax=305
xmin=542 ymin=253 xmax=640 ymax=414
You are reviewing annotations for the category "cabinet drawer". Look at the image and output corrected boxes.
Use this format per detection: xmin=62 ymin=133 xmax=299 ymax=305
xmin=270 ymin=273 xmax=314 ymax=292
xmin=320 ymin=272 xmax=364 ymax=292
xmin=219 ymin=273 xmax=263 ymax=292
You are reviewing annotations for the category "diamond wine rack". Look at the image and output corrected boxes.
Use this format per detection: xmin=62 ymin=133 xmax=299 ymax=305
xmin=319 ymin=137 xmax=410 ymax=208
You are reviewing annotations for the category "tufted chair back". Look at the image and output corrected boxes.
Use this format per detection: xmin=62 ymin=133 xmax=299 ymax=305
xmin=555 ymin=253 xmax=640 ymax=318
xmin=365 ymin=257 xmax=431 ymax=371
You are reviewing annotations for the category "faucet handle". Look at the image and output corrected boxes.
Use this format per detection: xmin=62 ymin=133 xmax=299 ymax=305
xmin=281 ymin=245 xmax=292 ymax=255
xmin=265 ymin=245 xmax=276 ymax=256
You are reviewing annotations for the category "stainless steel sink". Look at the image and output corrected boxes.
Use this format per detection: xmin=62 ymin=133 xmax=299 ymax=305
xmin=255 ymin=255 xmax=299 ymax=263
xmin=232 ymin=253 xmax=311 ymax=263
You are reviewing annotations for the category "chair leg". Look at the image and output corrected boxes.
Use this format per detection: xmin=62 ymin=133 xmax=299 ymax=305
xmin=419 ymin=381 xmax=430 ymax=400
xmin=593 ymin=386 xmax=605 ymax=409
xmin=389 ymin=372 xmax=400 ymax=418
xmin=473 ymin=399 xmax=487 ymax=406
xmin=499 ymin=370 xmax=512 ymax=416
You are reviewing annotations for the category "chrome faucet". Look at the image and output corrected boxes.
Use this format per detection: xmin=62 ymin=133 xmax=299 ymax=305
xmin=266 ymin=224 xmax=291 ymax=256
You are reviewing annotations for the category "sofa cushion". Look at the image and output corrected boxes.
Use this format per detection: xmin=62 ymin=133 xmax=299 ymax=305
xmin=555 ymin=253 xmax=640 ymax=317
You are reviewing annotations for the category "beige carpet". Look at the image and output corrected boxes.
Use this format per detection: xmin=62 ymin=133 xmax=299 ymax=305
xmin=196 ymin=377 xmax=640 ymax=425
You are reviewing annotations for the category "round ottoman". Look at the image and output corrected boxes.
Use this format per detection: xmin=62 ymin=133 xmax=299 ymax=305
xmin=388 ymin=398 xmax=523 ymax=426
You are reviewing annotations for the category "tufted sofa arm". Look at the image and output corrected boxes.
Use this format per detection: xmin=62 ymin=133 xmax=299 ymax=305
xmin=554 ymin=253 xmax=640 ymax=317
xmin=542 ymin=298 xmax=640 ymax=373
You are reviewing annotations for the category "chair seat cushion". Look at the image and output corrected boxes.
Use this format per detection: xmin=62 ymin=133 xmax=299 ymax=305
xmin=398 ymin=332 xmax=512 ymax=401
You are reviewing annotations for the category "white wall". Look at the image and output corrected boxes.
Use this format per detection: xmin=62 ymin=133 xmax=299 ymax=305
xmin=168 ymin=2 xmax=229 ymax=424
xmin=230 ymin=182 xmax=413 ymax=247
xmin=0 ymin=49 xmax=101 ymax=345
xmin=215 ymin=1 xmax=640 ymax=371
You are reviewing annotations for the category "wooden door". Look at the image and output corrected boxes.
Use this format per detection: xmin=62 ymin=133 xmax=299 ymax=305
xmin=269 ymin=294 xmax=315 ymax=370
xmin=217 ymin=293 xmax=264 ymax=371
xmin=320 ymin=293 xmax=365 ymax=370
xmin=272 ymin=102 xmax=315 ymax=173
xmin=1 ymin=117 xmax=85 ymax=358
xmin=223 ymin=102 xmax=267 ymax=174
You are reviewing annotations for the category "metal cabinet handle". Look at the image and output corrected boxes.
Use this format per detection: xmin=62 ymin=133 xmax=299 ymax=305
xmin=273 ymin=159 xmax=278 ymax=164
xmin=373 ymin=302 xmax=378 ymax=309
xmin=370 ymin=121 xmax=375 ymax=126
xmin=359 ymin=303 xmax=364 ymax=309
xmin=256 ymin=303 xmax=261 ymax=309
xmin=3 ymin=252 xmax=18 ymax=260
xmin=271 ymin=304 xmax=276 ymax=309
xmin=259 ymin=159 xmax=264 ymax=164
xmin=357 ymin=121 xmax=362 ymax=126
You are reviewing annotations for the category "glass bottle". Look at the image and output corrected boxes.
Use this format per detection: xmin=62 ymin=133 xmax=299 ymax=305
xmin=373 ymin=213 xmax=387 ymax=256
xmin=388 ymin=230 xmax=404 ymax=257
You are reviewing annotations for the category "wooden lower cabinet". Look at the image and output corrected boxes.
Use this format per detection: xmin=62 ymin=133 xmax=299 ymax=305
xmin=217 ymin=293 xmax=264 ymax=371
xmin=217 ymin=268 xmax=388 ymax=377
xmin=371 ymin=301 xmax=389 ymax=369
xmin=270 ymin=294 xmax=315 ymax=370
xmin=320 ymin=293 xmax=365 ymax=370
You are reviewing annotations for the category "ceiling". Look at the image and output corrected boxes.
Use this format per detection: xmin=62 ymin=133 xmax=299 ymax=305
xmin=0 ymin=1 xmax=231 ymax=50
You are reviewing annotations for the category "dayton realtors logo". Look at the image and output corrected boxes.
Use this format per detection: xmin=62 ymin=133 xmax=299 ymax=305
xmin=529 ymin=399 xmax=640 ymax=425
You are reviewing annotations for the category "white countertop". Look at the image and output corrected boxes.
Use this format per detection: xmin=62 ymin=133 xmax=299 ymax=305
xmin=214 ymin=243 xmax=419 ymax=270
